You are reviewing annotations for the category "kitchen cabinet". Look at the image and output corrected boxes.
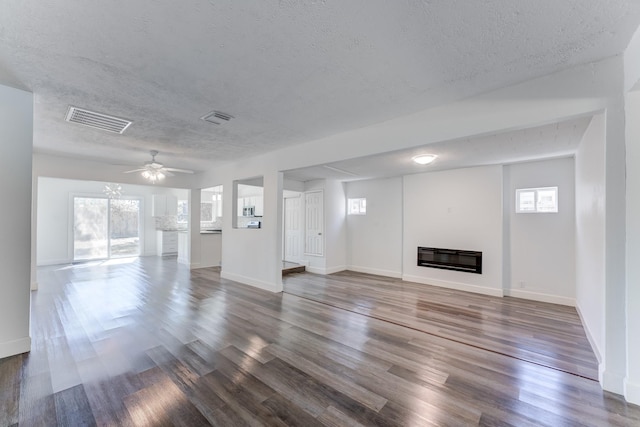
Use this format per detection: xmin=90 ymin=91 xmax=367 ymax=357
xmin=177 ymin=232 xmax=189 ymax=265
xmin=157 ymin=230 xmax=178 ymax=256
xmin=254 ymin=195 xmax=264 ymax=216
xmin=152 ymin=195 xmax=177 ymax=216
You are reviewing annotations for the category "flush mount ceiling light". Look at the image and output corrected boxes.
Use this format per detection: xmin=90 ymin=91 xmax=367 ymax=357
xmin=412 ymin=154 xmax=438 ymax=165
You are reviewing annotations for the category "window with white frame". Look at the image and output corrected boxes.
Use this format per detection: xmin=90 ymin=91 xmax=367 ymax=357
xmin=348 ymin=198 xmax=367 ymax=215
xmin=200 ymin=201 xmax=213 ymax=222
xmin=177 ymin=200 xmax=188 ymax=224
xmin=516 ymin=187 xmax=558 ymax=213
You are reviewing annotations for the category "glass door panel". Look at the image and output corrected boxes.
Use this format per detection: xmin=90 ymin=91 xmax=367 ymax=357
xmin=74 ymin=197 xmax=109 ymax=261
xmin=109 ymin=199 xmax=141 ymax=257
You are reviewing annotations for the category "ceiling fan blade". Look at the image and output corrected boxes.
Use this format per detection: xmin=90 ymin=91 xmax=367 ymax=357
xmin=163 ymin=170 xmax=175 ymax=177
xmin=123 ymin=168 xmax=146 ymax=173
xmin=165 ymin=167 xmax=195 ymax=174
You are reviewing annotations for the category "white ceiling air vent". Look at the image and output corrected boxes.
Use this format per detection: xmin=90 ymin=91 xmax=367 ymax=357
xmin=201 ymin=110 xmax=234 ymax=125
xmin=65 ymin=106 xmax=133 ymax=134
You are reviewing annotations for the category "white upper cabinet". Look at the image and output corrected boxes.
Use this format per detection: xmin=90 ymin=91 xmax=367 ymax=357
xmin=152 ymin=194 xmax=178 ymax=216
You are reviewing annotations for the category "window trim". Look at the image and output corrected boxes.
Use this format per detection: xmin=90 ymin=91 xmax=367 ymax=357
xmin=348 ymin=198 xmax=367 ymax=215
xmin=515 ymin=186 xmax=558 ymax=214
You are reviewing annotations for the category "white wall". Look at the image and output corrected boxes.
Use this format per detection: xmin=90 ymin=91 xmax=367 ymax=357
xmin=36 ymin=177 xmax=187 ymax=265
xmin=345 ymin=177 xmax=403 ymax=277
xmin=220 ymin=169 xmax=283 ymax=292
xmin=0 ymin=84 xmax=32 ymax=358
xmin=505 ymin=158 xmax=576 ymax=305
xmin=575 ymin=114 xmax=607 ymax=367
xmin=625 ymin=90 xmax=640 ymax=404
xmin=402 ymin=166 xmax=503 ymax=296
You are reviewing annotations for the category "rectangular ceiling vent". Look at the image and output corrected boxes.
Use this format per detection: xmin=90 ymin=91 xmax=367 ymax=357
xmin=201 ymin=110 xmax=234 ymax=125
xmin=65 ymin=106 xmax=132 ymax=134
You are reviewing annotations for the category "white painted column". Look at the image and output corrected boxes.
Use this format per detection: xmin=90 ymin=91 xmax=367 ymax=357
xmin=623 ymin=25 xmax=640 ymax=406
xmin=624 ymin=90 xmax=640 ymax=405
xmin=31 ymin=175 xmax=38 ymax=291
xmin=0 ymin=84 xmax=33 ymax=358
xmin=601 ymin=88 xmax=627 ymax=394
xmin=265 ymin=170 xmax=284 ymax=291
xmin=189 ymin=189 xmax=201 ymax=269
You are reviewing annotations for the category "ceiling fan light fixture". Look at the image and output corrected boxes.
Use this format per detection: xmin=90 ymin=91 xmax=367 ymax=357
xmin=142 ymin=169 xmax=165 ymax=183
xmin=412 ymin=154 xmax=438 ymax=165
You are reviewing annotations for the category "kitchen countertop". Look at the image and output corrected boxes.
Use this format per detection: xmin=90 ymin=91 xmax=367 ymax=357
xmin=200 ymin=230 xmax=222 ymax=234
xmin=160 ymin=229 xmax=221 ymax=234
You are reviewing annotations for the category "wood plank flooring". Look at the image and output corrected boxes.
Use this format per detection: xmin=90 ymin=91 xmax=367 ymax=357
xmin=1 ymin=257 xmax=638 ymax=426
xmin=283 ymin=270 xmax=599 ymax=380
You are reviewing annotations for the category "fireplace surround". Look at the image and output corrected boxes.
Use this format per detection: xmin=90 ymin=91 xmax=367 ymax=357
xmin=417 ymin=247 xmax=482 ymax=274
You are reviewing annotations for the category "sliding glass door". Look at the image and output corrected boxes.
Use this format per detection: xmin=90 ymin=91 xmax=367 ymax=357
xmin=73 ymin=197 xmax=141 ymax=261
xmin=109 ymin=199 xmax=141 ymax=257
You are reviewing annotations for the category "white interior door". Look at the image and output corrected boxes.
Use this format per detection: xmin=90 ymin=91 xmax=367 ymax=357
xmin=304 ymin=190 xmax=324 ymax=256
xmin=284 ymin=196 xmax=302 ymax=262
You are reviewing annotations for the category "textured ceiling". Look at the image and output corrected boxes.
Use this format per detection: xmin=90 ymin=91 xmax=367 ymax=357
xmin=1 ymin=1 xmax=639 ymax=172
xmin=284 ymin=116 xmax=593 ymax=182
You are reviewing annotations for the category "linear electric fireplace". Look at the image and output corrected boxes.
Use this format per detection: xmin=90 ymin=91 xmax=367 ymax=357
xmin=417 ymin=247 xmax=482 ymax=274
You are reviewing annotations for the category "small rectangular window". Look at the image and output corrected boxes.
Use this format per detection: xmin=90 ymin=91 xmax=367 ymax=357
xmin=200 ymin=201 xmax=213 ymax=222
xmin=177 ymin=200 xmax=189 ymax=224
xmin=348 ymin=198 xmax=366 ymax=215
xmin=516 ymin=187 xmax=558 ymax=213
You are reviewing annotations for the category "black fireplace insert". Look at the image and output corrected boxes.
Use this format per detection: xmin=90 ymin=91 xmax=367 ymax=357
xmin=417 ymin=247 xmax=482 ymax=274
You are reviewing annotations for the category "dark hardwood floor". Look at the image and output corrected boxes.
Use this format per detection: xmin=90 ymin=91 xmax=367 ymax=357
xmin=283 ymin=270 xmax=599 ymax=380
xmin=1 ymin=257 xmax=638 ymax=426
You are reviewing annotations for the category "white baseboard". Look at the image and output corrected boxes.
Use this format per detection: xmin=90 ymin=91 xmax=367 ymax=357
xmin=31 ymin=281 xmax=38 ymax=291
xmin=325 ymin=265 xmax=347 ymax=274
xmin=402 ymin=274 xmax=504 ymax=297
xmin=221 ymin=270 xmax=282 ymax=293
xmin=37 ymin=258 xmax=71 ymax=267
xmin=305 ymin=265 xmax=346 ymax=275
xmin=0 ymin=337 xmax=31 ymax=359
xmin=192 ymin=262 xmax=220 ymax=269
xmin=602 ymin=369 xmax=626 ymax=395
xmin=504 ymin=288 xmax=575 ymax=306
xmin=575 ymin=303 xmax=603 ymax=365
xmin=348 ymin=265 xmax=402 ymax=279
xmin=624 ymin=378 xmax=640 ymax=405
xmin=190 ymin=262 xmax=201 ymax=269
xmin=305 ymin=266 xmax=324 ymax=274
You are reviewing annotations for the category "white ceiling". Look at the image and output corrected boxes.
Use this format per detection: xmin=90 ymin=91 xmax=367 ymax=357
xmin=1 ymin=1 xmax=639 ymax=174
xmin=283 ymin=116 xmax=593 ymax=182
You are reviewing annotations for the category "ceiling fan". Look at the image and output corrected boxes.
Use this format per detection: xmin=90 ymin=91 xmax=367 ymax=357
xmin=124 ymin=150 xmax=194 ymax=182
